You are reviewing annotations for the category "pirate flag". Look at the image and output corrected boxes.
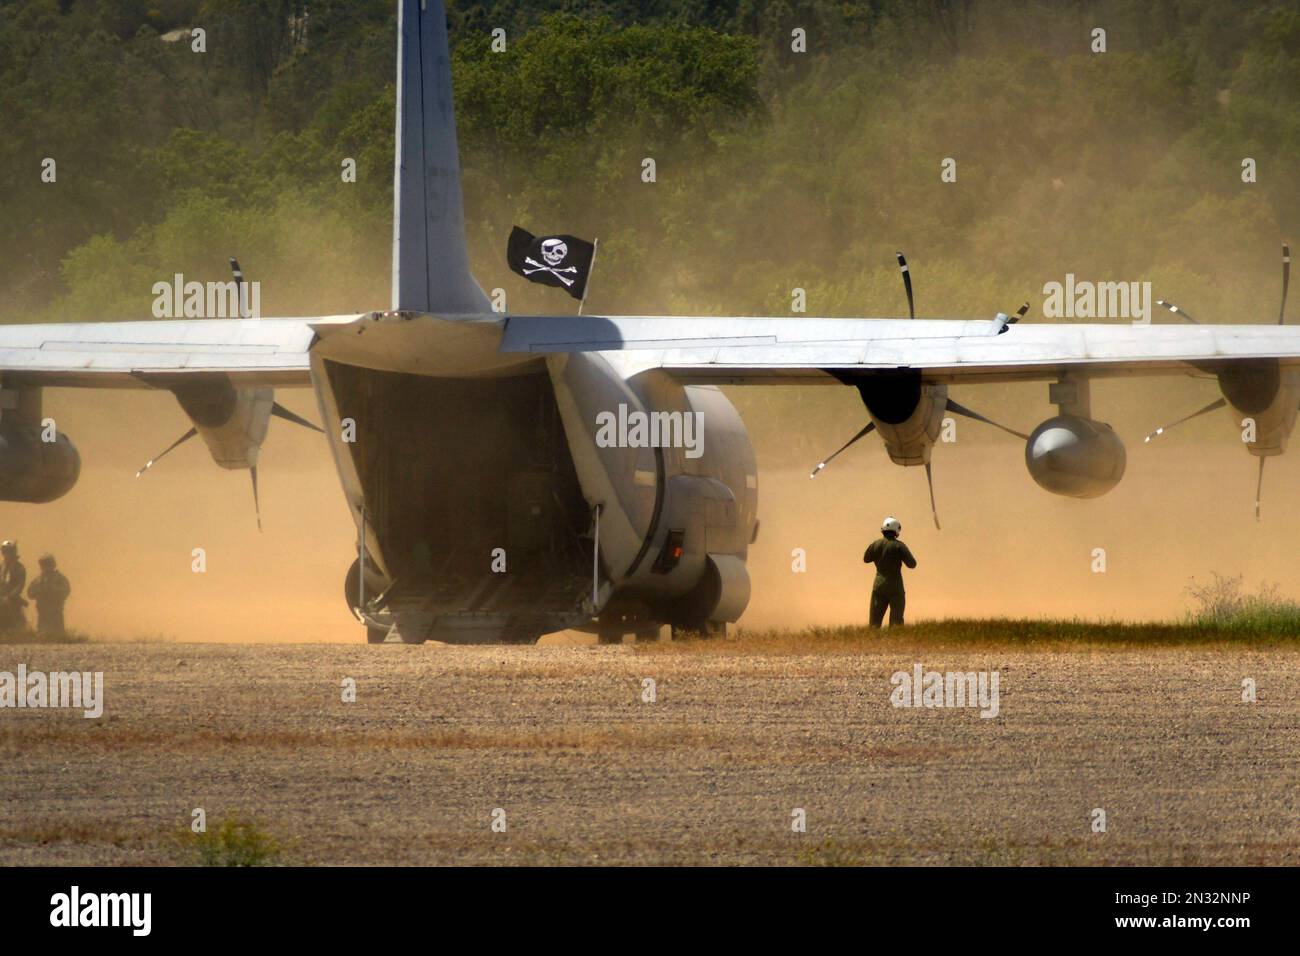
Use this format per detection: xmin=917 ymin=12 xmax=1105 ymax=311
xmin=507 ymin=226 xmax=596 ymax=301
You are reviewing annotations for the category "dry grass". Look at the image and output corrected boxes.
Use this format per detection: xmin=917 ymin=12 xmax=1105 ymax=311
xmin=3 ymin=641 xmax=1297 ymax=865
xmin=0 ymin=722 xmax=730 ymax=754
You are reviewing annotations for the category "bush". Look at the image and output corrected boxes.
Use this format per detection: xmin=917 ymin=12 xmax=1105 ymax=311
xmin=1185 ymin=573 xmax=1300 ymax=633
xmin=182 ymin=815 xmax=284 ymax=867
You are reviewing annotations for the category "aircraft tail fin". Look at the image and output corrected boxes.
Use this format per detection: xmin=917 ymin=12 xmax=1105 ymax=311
xmin=392 ymin=0 xmax=491 ymax=316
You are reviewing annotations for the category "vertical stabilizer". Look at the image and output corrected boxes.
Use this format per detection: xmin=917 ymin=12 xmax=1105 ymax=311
xmin=392 ymin=0 xmax=491 ymax=315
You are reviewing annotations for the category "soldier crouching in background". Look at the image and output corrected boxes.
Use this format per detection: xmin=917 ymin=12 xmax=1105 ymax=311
xmin=0 ymin=540 xmax=28 ymax=631
xmin=27 ymin=554 xmax=71 ymax=637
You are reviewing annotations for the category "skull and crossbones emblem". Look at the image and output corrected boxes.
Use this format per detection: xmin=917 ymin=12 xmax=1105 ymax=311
xmin=524 ymin=238 xmax=579 ymax=286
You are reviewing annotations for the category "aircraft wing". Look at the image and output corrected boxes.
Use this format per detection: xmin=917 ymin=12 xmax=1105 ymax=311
xmin=0 ymin=317 xmax=357 ymax=388
xmin=503 ymin=315 xmax=1300 ymax=384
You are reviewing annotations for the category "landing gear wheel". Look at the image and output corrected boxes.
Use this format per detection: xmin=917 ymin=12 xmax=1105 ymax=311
xmin=634 ymin=626 xmax=663 ymax=643
xmin=366 ymin=624 xmax=388 ymax=644
xmin=597 ymin=631 xmax=624 ymax=645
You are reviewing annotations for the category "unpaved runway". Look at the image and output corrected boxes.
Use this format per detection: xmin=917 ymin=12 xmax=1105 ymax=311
xmin=1 ymin=640 xmax=1297 ymax=865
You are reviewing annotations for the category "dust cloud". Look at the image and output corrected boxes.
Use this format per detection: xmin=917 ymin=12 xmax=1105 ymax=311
xmin=743 ymin=378 xmax=1300 ymax=628
xmin=3 ymin=373 xmax=1296 ymax=643
xmin=0 ymin=387 xmax=357 ymax=643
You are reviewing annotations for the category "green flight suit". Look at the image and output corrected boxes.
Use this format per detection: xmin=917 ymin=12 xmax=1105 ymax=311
xmin=28 ymin=569 xmax=71 ymax=636
xmin=864 ymin=536 xmax=916 ymax=627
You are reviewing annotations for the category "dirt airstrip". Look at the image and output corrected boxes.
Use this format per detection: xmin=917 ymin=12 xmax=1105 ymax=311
xmin=1 ymin=638 xmax=1296 ymax=866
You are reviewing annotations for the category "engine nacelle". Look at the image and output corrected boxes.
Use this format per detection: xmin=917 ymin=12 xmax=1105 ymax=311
xmin=851 ymin=370 xmax=947 ymax=465
xmin=1217 ymin=363 xmax=1300 ymax=456
xmin=171 ymin=379 xmax=273 ymax=470
xmin=0 ymin=421 xmax=81 ymax=503
xmin=1025 ymin=415 xmax=1126 ymax=498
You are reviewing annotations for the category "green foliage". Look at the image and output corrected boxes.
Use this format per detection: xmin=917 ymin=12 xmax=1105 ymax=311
xmin=181 ymin=814 xmax=284 ymax=866
xmin=1184 ymin=573 xmax=1300 ymax=633
xmin=2 ymin=0 xmax=1298 ymax=353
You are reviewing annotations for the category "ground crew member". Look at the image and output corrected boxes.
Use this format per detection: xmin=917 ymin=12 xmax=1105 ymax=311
xmin=0 ymin=540 xmax=28 ymax=631
xmin=27 ymin=554 xmax=71 ymax=637
xmin=864 ymin=516 xmax=916 ymax=628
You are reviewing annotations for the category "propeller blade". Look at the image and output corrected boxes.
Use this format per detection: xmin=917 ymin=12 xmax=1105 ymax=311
xmin=809 ymin=421 xmax=876 ymax=478
xmin=896 ymin=251 xmax=915 ymax=319
xmin=1142 ymin=397 xmax=1226 ymax=443
xmin=230 ymin=256 xmax=247 ymax=319
xmin=945 ymin=399 xmax=1029 ymax=440
xmin=1255 ymin=456 xmax=1265 ymax=521
xmin=135 ymin=427 xmax=198 ymax=477
xmin=250 ymin=465 xmax=262 ymax=532
xmin=271 ymin=401 xmax=324 ymax=433
xmin=924 ymin=461 xmax=940 ymax=531
xmin=1279 ymin=241 xmax=1291 ymax=325
xmin=1009 ymin=302 xmax=1029 ymax=324
xmin=1155 ymin=299 xmax=1200 ymax=324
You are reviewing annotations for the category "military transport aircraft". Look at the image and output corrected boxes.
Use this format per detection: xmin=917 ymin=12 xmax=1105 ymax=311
xmin=1 ymin=0 xmax=1297 ymax=644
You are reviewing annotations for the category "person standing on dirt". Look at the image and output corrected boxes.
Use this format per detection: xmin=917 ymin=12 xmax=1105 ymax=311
xmin=27 ymin=554 xmax=71 ymax=637
xmin=0 ymin=540 xmax=28 ymax=631
xmin=864 ymin=517 xmax=916 ymax=628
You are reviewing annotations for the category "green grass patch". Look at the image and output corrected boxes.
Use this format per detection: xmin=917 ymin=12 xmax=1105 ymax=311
xmin=177 ymin=815 xmax=285 ymax=867
xmin=644 ymin=573 xmax=1300 ymax=653
xmin=1183 ymin=573 xmax=1300 ymax=633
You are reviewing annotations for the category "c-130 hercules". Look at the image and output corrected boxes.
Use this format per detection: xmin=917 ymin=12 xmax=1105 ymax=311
xmin=1 ymin=0 xmax=1297 ymax=644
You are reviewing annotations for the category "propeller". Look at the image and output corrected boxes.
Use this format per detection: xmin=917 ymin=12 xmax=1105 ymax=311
xmin=809 ymin=255 xmax=1028 ymax=530
xmin=1157 ymin=241 xmax=1290 ymax=327
xmin=994 ymin=301 xmax=1030 ymax=334
xmin=1154 ymin=299 xmax=1199 ymax=324
xmin=271 ymin=401 xmax=324 ymax=433
xmin=1255 ymin=456 xmax=1266 ymax=521
xmin=230 ymin=256 xmax=248 ymax=318
xmin=250 ymin=465 xmax=262 ymax=532
xmin=1279 ymin=241 xmax=1291 ymax=325
xmin=1147 ymin=241 xmax=1293 ymax=518
xmin=809 ymin=421 xmax=876 ymax=478
xmin=945 ymin=398 xmax=1029 ymax=440
xmin=896 ymin=252 xmax=915 ymax=319
xmin=1142 ymin=397 xmax=1226 ymax=443
xmin=924 ymin=461 xmax=940 ymax=530
xmin=135 ymin=427 xmax=198 ymax=477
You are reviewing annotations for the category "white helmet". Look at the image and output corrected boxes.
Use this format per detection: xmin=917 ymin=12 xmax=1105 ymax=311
xmin=881 ymin=516 xmax=901 ymax=534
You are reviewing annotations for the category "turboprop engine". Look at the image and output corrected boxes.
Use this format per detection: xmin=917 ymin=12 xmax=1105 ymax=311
xmin=1025 ymin=415 xmax=1126 ymax=498
xmin=1147 ymin=241 xmax=1297 ymax=517
xmin=0 ymin=421 xmax=80 ymax=503
xmin=808 ymin=254 xmax=1033 ymax=529
xmin=170 ymin=379 xmax=273 ymax=470
xmin=135 ymin=375 xmax=323 ymax=528
xmin=1217 ymin=362 xmax=1300 ymax=456
xmin=0 ymin=386 xmax=80 ymax=503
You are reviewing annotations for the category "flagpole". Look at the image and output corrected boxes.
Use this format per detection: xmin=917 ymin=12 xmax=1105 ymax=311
xmin=578 ymin=237 xmax=599 ymax=316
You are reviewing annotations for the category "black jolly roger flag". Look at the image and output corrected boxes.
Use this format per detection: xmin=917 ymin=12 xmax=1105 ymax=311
xmin=507 ymin=226 xmax=597 ymax=301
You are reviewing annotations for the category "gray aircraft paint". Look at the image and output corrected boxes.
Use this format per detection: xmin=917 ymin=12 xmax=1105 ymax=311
xmin=392 ymin=0 xmax=491 ymax=316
